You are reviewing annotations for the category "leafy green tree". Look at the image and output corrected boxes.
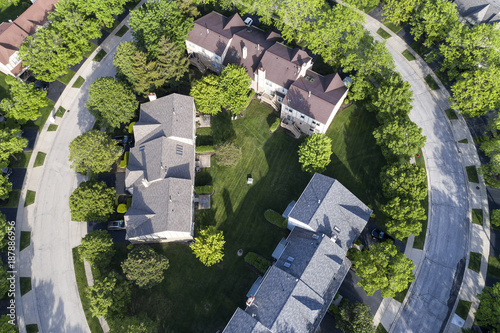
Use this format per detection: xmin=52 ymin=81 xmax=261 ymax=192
xmin=69 ymin=181 xmax=116 ymax=223
xmin=87 ymin=272 xmax=131 ymax=318
xmin=383 ymin=0 xmax=420 ymax=25
xmin=380 ymin=163 xmax=427 ymax=201
xmin=336 ymin=300 xmax=375 ymax=333
xmin=480 ymin=135 xmax=500 ymax=158
xmin=352 ymin=242 xmax=415 ymax=298
xmin=410 ymin=0 xmax=459 ymax=48
xmin=215 ymin=142 xmax=242 ymax=167
xmin=0 ymin=76 xmax=48 ymax=124
xmin=131 ymin=50 xmax=157 ymax=95
xmin=0 ymin=212 xmax=9 ymax=249
xmin=129 ymin=0 xmax=193 ymax=56
xmin=0 ymin=264 xmax=9 ymax=298
xmin=0 ymin=175 xmax=12 ymax=201
xmin=491 ymin=209 xmax=500 ymax=228
xmin=191 ymin=226 xmax=225 ymax=267
xmin=343 ymin=0 xmax=379 ymax=10
xmin=475 ymin=282 xmax=500 ymax=331
xmin=78 ymin=229 xmax=115 ymax=268
xmin=68 ymin=130 xmax=122 ymax=174
xmin=156 ymin=36 xmax=190 ymax=82
xmin=73 ymin=0 xmax=127 ymax=27
xmin=0 ymin=128 xmax=27 ymax=168
xmin=86 ymin=77 xmax=138 ymax=129
xmin=190 ymin=74 xmax=223 ymax=115
xmin=114 ymin=41 xmax=140 ymax=86
xmin=480 ymin=154 xmax=500 ymax=188
xmin=450 ymin=66 xmax=500 ymax=118
xmin=298 ymin=133 xmax=332 ymax=173
xmin=122 ymin=245 xmax=169 ymax=289
xmin=177 ymin=0 xmax=200 ymax=17
xmin=274 ymin=0 xmax=324 ymax=43
xmin=382 ymin=197 xmax=424 ymax=239
xmin=219 ymin=64 xmax=252 ymax=114
xmin=373 ymin=118 xmax=426 ymax=160
xmin=0 ymin=315 xmax=16 ymax=333
xmin=369 ymin=73 xmax=413 ymax=122
xmin=109 ymin=313 xmax=158 ymax=333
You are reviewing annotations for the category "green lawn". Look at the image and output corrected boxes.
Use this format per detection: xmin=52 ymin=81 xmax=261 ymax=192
xmin=472 ymin=209 xmax=483 ymax=225
xmin=402 ymin=49 xmax=416 ymax=61
xmin=34 ymin=152 xmax=46 ymax=167
xmin=72 ymin=76 xmax=85 ymax=88
xmin=466 ymin=166 xmax=479 ymax=183
xmin=20 ymin=277 xmax=31 ymax=296
xmin=393 ymin=286 xmax=409 ymax=303
xmin=458 ymin=139 xmax=468 ymax=143
xmin=47 ymin=124 xmax=58 ymax=132
xmin=103 ymin=19 xmax=119 ymax=33
xmin=377 ymin=27 xmax=391 ymax=39
xmin=24 ymin=190 xmax=36 ymax=207
xmin=456 ymin=299 xmax=472 ymax=320
xmin=93 ymin=49 xmax=107 ymax=62
xmin=376 ymin=323 xmax=388 ymax=333
xmin=115 ymin=25 xmax=129 ymax=37
xmin=487 ymin=255 xmax=500 ymax=279
xmin=55 ymin=106 xmax=66 ymax=118
xmin=424 ymin=74 xmax=440 ymax=90
xmin=384 ymin=22 xmax=403 ymax=33
xmin=0 ymin=0 xmax=31 ymax=24
xmin=24 ymin=99 xmax=55 ymax=131
xmin=413 ymin=149 xmax=428 ymax=250
xmin=410 ymin=42 xmax=429 ymax=57
xmin=0 ymin=189 xmax=20 ymax=208
xmin=445 ymin=109 xmax=458 ymax=120
xmin=83 ymin=41 xmax=98 ymax=58
xmin=26 ymin=324 xmax=38 ymax=333
xmin=10 ymin=151 xmax=32 ymax=168
xmin=469 ymin=252 xmax=482 ymax=273
xmin=124 ymin=101 xmax=386 ymax=332
xmin=57 ymin=69 xmax=76 ymax=85
xmin=20 ymin=231 xmax=31 ymax=251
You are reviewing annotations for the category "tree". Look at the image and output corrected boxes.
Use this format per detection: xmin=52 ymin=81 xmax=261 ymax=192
xmin=491 ymin=209 xmax=500 ymax=228
xmin=0 ymin=76 xmax=48 ymax=124
xmin=122 ymin=245 xmax=169 ymax=289
xmin=343 ymin=0 xmax=379 ymax=10
xmin=73 ymin=0 xmax=127 ymax=27
xmin=0 ymin=128 xmax=28 ymax=168
xmin=191 ymin=226 xmax=225 ymax=267
xmin=336 ymin=300 xmax=375 ymax=333
xmin=69 ymin=181 xmax=116 ymax=223
xmin=0 ymin=212 xmax=9 ymax=249
xmin=0 ymin=264 xmax=9 ymax=299
xmin=450 ymin=66 xmax=500 ymax=118
xmin=373 ymin=118 xmax=426 ymax=160
xmin=369 ymin=73 xmax=413 ymax=122
xmin=380 ymin=163 xmax=427 ymax=201
xmin=177 ymin=0 xmax=200 ymax=17
xmin=131 ymin=50 xmax=157 ymax=95
xmin=190 ymin=74 xmax=223 ymax=115
xmin=86 ymin=77 xmax=138 ymax=129
xmin=215 ymin=142 xmax=242 ymax=167
xmin=114 ymin=41 xmax=141 ymax=86
xmin=220 ymin=64 xmax=252 ymax=114
xmin=0 ymin=315 xmax=16 ymax=333
xmin=475 ymin=282 xmax=500 ymax=331
xmin=68 ymin=130 xmax=122 ymax=174
xmin=87 ymin=272 xmax=131 ymax=318
xmin=129 ymin=0 xmax=193 ymax=56
xmin=155 ymin=36 xmax=190 ymax=83
xmin=109 ymin=313 xmax=158 ymax=333
xmin=298 ymin=134 xmax=332 ymax=173
xmin=78 ymin=229 xmax=115 ymax=268
xmin=0 ymin=176 xmax=12 ymax=201
xmin=410 ymin=0 xmax=459 ymax=48
xmin=383 ymin=0 xmax=420 ymax=25
xmin=382 ymin=197 xmax=424 ymax=239
xmin=274 ymin=0 xmax=324 ymax=43
xmin=352 ymin=242 xmax=415 ymax=298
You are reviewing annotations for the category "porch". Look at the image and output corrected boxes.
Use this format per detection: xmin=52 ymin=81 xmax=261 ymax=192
xmin=280 ymin=118 xmax=301 ymax=139
xmin=260 ymin=93 xmax=280 ymax=111
xmin=188 ymin=53 xmax=207 ymax=74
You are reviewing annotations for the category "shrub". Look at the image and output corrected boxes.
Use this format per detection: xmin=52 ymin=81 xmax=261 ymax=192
xmin=196 ymin=145 xmax=215 ymax=153
xmin=119 ymin=151 xmax=129 ymax=168
xmin=344 ymin=98 xmax=350 ymax=104
xmin=270 ymin=118 xmax=280 ymax=132
xmin=128 ymin=122 xmax=135 ymax=133
xmin=491 ymin=210 xmax=500 ymax=228
xmin=122 ymin=245 xmax=169 ymax=288
xmin=264 ymin=209 xmax=288 ymax=229
xmin=244 ymin=252 xmax=271 ymax=274
xmin=195 ymin=185 xmax=213 ymax=195
xmin=117 ymin=203 xmax=127 ymax=213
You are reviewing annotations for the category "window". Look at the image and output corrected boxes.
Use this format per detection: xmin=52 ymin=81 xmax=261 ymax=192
xmin=300 ymin=115 xmax=305 ymax=119
xmin=277 ymin=96 xmax=283 ymax=103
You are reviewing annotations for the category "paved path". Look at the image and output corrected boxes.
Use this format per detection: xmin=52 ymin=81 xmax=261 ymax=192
xmin=15 ymin=18 xmax=135 ymax=333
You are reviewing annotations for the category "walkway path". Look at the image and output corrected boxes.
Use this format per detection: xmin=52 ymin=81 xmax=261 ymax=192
xmin=353 ymin=10 xmax=491 ymax=333
xmin=14 ymin=11 xmax=138 ymax=333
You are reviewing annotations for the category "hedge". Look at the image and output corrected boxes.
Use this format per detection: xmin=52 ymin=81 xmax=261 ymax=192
xmin=264 ymin=209 xmax=287 ymax=229
xmin=196 ymin=145 xmax=215 ymax=153
xmin=119 ymin=151 xmax=129 ymax=168
xmin=270 ymin=118 xmax=280 ymax=132
xmin=195 ymin=185 xmax=213 ymax=195
xmin=244 ymin=252 xmax=271 ymax=274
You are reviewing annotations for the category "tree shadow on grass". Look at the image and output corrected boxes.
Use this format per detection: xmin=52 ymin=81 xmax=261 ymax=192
xmin=212 ymin=111 xmax=236 ymax=145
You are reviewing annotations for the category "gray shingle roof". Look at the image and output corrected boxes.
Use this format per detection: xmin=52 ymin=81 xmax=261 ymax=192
xmin=223 ymin=308 xmax=271 ymax=333
xmin=288 ymin=173 xmax=372 ymax=250
xmin=453 ymin=0 xmax=500 ymax=24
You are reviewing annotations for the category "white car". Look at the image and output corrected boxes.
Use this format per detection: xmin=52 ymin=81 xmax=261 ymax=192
xmin=107 ymin=220 xmax=125 ymax=230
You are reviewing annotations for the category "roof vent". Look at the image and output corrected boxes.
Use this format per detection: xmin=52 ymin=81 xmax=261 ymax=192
xmin=206 ymin=28 xmax=209 ymax=34
xmin=257 ymin=43 xmax=260 ymax=51
xmin=308 ymin=91 xmax=311 ymax=98
xmin=284 ymin=262 xmax=291 ymax=268
xmin=318 ymin=199 xmax=321 ymax=204
xmin=334 ymin=226 xmax=341 ymax=233
xmin=176 ymin=144 xmax=183 ymax=155
xmin=246 ymin=296 xmax=255 ymax=306
xmin=242 ymin=46 xmax=247 ymax=59
xmin=331 ymin=234 xmax=338 ymax=242
xmin=287 ymin=256 xmax=294 ymax=262
xmin=312 ymin=234 xmax=319 ymax=240
xmin=141 ymin=178 xmax=150 ymax=188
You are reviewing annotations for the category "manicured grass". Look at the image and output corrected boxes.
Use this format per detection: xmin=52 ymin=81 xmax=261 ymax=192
xmin=57 ymin=69 xmax=76 ymax=85
xmin=33 ymin=152 xmax=46 ymax=168
xmin=20 ymin=231 xmax=31 ymax=251
xmin=26 ymin=324 xmax=39 ymax=333
xmin=115 ymin=25 xmax=129 ymax=37
xmin=393 ymin=287 xmax=409 ymax=303
xmin=20 ymin=277 xmax=31 ymax=296
xmin=103 ymin=19 xmax=119 ymax=33
xmin=0 ymin=0 xmax=31 ymax=24
xmin=466 ymin=166 xmax=479 ymax=183
xmin=445 ymin=108 xmax=458 ymax=120
xmin=469 ymin=252 xmax=482 ymax=273
xmin=376 ymin=323 xmax=388 ymax=333
xmin=72 ymin=76 xmax=85 ymax=88
xmin=413 ymin=148 xmax=428 ymax=250
xmin=456 ymin=299 xmax=472 ymax=320
xmin=377 ymin=27 xmax=391 ymax=39
xmin=47 ymin=124 xmax=58 ymax=132
xmin=25 ymin=99 xmax=55 ymax=131
xmin=127 ymin=101 xmax=386 ymax=332
xmin=424 ymin=74 xmax=440 ymax=90
xmin=93 ymin=49 xmax=107 ymax=62
xmin=410 ymin=41 xmax=429 ymax=57
xmin=402 ymin=49 xmax=416 ymax=61
xmin=0 ymin=189 xmax=20 ymax=208
xmin=472 ymin=209 xmax=483 ymax=225
xmin=487 ymin=255 xmax=500 ymax=279
xmin=435 ymin=68 xmax=451 ymax=86
xmin=24 ymin=190 xmax=36 ymax=207
xmin=83 ymin=41 xmax=98 ymax=58
xmin=55 ymin=106 xmax=66 ymax=118
xmin=385 ymin=22 xmax=403 ymax=33
xmin=72 ymin=248 xmax=104 ymax=333
xmin=458 ymin=139 xmax=468 ymax=143
xmin=10 ymin=151 xmax=32 ymax=168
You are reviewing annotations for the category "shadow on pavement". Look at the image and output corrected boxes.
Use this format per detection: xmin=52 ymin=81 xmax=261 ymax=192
xmin=338 ymin=270 xmax=383 ymax=316
xmin=23 ymin=128 xmax=38 ymax=151
xmin=46 ymin=80 xmax=67 ymax=103
xmin=9 ymin=168 xmax=26 ymax=190
xmin=88 ymin=221 xmax=128 ymax=243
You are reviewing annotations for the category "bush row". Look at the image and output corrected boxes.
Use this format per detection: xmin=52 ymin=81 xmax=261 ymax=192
xmin=196 ymin=145 xmax=215 ymax=153
xmin=264 ymin=209 xmax=288 ymax=229
xmin=194 ymin=185 xmax=213 ymax=195
xmin=244 ymin=252 xmax=271 ymax=275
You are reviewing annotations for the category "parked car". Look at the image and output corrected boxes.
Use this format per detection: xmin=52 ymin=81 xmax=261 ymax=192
xmin=2 ymin=167 xmax=12 ymax=177
xmin=35 ymin=80 xmax=49 ymax=91
xmin=107 ymin=220 xmax=125 ymax=230
xmin=112 ymin=135 xmax=134 ymax=146
xmin=371 ymin=228 xmax=390 ymax=240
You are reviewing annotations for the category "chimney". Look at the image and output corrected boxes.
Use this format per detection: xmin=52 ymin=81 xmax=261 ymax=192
xmin=257 ymin=44 xmax=260 ymax=51
xmin=141 ymin=178 xmax=150 ymax=188
xmin=206 ymin=28 xmax=209 ymax=34
xmin=242 ymin=46 xmax=247 ymax=59
xmin=148 ymin=92 xmax=157 ymax=101
xmin=308 ymin=91 xmax=311 ymax=98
